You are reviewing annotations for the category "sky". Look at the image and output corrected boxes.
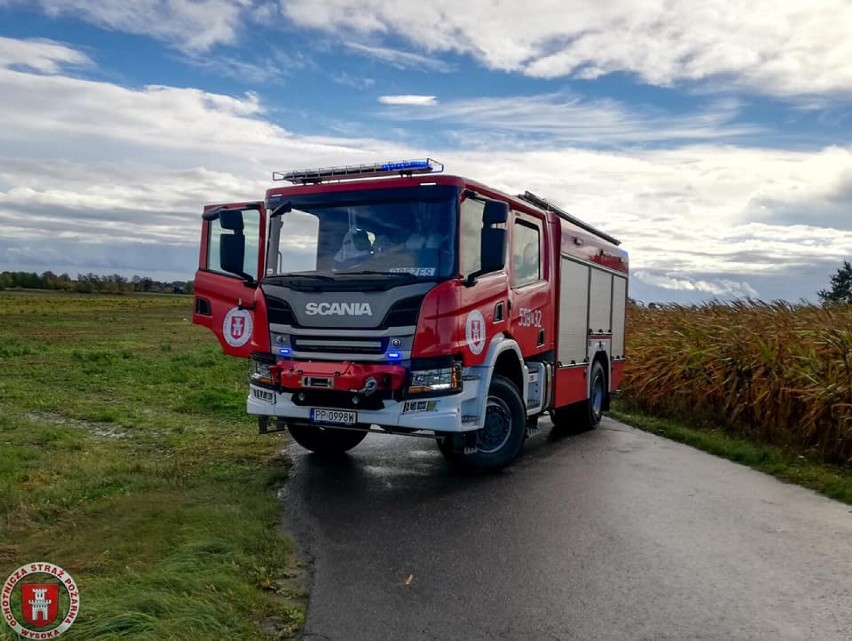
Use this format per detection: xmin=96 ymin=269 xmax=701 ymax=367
xmin=0 ymin=0 xmax=850 ymax=303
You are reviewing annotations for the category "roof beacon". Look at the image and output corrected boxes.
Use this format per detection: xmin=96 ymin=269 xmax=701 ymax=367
xmin=273 ymin=159 xmax=443 ymax=185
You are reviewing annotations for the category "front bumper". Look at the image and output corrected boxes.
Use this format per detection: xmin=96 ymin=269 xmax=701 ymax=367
xmin=247 ymin=374 xmax=484 ymax=433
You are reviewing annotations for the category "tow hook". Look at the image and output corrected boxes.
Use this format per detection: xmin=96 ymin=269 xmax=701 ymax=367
xmin=358 ymin=377 xmax=378 ymax=397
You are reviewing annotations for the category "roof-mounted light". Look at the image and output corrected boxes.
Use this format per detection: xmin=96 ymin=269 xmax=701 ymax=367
xmin=272 ymin=159 xmax=443 ymax=184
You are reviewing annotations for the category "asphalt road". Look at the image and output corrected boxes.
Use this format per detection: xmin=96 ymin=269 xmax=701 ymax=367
xmin=281 ymin=417 xmax=852 ymax=641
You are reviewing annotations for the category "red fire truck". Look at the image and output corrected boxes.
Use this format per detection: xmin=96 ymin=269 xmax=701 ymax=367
xmin=193 ymin=159 xmax=628 ymax=471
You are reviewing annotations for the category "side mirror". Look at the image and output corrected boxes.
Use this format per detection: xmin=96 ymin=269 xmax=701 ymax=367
xmin=483 ymin=200 xmax=509 ymax=225
xmin=219 ymin=209 xmax=245 ymax=231
xmin=220 ymin=233 xmax=250 ymax=281
xmin=481 ymin=227 xmax=506 ymax=273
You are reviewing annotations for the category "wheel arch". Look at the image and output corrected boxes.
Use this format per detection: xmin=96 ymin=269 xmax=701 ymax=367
xmin=465 ymin=334 xmax=526 ymax=430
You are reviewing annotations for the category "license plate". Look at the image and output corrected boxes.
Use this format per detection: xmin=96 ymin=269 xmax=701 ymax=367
xmin=310 ymin=408 xmax=357 ymax=425
xmin=253 ymin=388 xmax=275 ymax=404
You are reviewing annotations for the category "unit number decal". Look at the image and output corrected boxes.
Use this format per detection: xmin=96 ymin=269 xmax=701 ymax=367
xmin=465 ymin=310 xmax=486 ymax=355
xmin=223 ymin=307 xmax=253 ymax=348
xmin=518 ymin=307 xmax=542 ymax=328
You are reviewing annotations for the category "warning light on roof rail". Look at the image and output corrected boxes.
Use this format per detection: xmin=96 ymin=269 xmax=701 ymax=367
xmin=272 ymin=159 xmax=443 ymax=184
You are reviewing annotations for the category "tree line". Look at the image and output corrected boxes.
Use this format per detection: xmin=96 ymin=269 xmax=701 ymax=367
xmin=0 ymin=271 xmax=193 ymax=294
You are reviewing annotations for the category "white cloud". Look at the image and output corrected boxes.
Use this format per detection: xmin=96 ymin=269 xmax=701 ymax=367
xmin=438 ymin=146 xmax=852 ymax=301
xmin=379 ymin=93 xmax=758 ymax=144
xmin=0 ymin=36 xmax=92 ymax=73
xmin=378 ymin=95 xmax=437 ymax=106
xmin=345 ymin=42 xmax=455 ymax=72
xmin=332 ymin=72 xmax=376 ymax=89
xmin=181 ymin=53 xmax=288 ymax=84
xmin=0 ymin=37 xmax=851 ymax=302
xmin=12 ymin=1 xmax=852 ymax=99
xmin=633 ymin=271 xmax=759 ymax=298
xmin=6 ymin=0 xmax=265 ymax=53
xmin=281 ymin=0 xmax=852 ymax=98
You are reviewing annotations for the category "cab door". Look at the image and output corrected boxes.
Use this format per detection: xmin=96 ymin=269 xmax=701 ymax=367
xmin=193 ymin=202 xmax=266 ymax=358
xmin=508 ymin=212 xmax=551 ymax=357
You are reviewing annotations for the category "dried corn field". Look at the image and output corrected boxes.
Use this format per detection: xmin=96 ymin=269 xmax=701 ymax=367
xmin=621 ymin=301 xmax=852 ymax=465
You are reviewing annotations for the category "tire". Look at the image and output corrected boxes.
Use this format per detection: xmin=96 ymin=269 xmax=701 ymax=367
xmin=287 ymin=422 xmax=368 ymax=454
xmin=437 ymin=374 xmax=526 ymax=472
xmin=551 ymin=359 xmax=606 ymax=436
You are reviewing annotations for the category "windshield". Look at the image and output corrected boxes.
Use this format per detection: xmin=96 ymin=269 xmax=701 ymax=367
xmin=265 ymin=187 xmax=458 ymax=284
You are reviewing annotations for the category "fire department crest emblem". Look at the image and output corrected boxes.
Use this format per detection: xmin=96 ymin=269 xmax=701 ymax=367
xmin=222 ymin=306 xmax=253 ymax=348
xmin=465 ymin=309 xmax=486 ymax=355
xmin=2 ymin=562 xmax=79 ymax=638
xmin=21 ymin=584 xmax=58 ymax=627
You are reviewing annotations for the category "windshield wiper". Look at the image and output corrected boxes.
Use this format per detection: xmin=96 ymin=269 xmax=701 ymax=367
xmin=270 ymin=272 xmax=334 ymax=281
xmin=340 ymin=270 xmax=421 ymax=278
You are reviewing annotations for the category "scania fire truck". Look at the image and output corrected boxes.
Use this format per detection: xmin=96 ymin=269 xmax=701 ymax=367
xmin=193 ymin=159 xmax=628 ymax=471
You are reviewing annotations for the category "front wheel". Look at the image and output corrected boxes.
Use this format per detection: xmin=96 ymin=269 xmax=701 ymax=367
xmin=551 ymin=360 xmax=606 ymax=436
xmin=287 ymin=422 xmax=368 ymax=454
xmin=438 ymin=375 xmax=526 ymax=472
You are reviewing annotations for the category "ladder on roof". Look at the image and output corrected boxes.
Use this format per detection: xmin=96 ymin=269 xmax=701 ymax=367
xmin=518 ymin=191 xmax=621 ymax=246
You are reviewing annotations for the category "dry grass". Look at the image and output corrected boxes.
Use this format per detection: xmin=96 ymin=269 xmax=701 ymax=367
xmin=621 ymin=301 xmax=852 ymax=465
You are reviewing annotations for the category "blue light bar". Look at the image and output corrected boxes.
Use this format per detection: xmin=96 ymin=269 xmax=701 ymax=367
xmin=273 ymin=159 xmax=443 ymax=184
xmin=386 ymin=351 xmax=402 ymax=360
xmin=380 ymin=160 xmax=430 ymax=171
xmin=278 ymin=347 xmax=291 ymax=356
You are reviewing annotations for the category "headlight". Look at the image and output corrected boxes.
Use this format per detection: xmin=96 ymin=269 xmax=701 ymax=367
xmin=250 ymin=358 xmax=273 ymax=386
xmin=408 ymin=363 xmax=461 ymax=395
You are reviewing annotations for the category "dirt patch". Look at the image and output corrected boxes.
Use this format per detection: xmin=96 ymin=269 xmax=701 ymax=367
xmin=24 ymin=411 xmax=132 ymax=439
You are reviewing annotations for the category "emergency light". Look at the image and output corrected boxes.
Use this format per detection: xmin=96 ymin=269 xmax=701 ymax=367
xmin=273 ymin=159 xmax=443 ymax=184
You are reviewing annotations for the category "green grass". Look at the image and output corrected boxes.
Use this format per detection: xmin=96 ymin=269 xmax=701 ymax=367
xmin=0 ymin=292 xmax=304 ymax=640
xmin=610 ymin=400 xmax=852 ymax=505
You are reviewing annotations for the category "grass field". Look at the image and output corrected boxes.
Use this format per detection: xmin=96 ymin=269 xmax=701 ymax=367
xmin=0 ymin=292 xmax=303 ymax=640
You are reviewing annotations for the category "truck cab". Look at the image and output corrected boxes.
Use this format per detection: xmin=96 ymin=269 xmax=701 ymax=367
xmin=193 ymin=160 xmax=628 ymax=472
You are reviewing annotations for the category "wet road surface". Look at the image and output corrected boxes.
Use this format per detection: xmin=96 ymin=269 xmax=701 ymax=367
xmin=282 ymin=417 xmax=852 ymax=641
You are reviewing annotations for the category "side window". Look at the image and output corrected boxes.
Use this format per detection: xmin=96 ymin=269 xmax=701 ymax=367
xmin=276 ymin=209 xmax=320 ymax=273
xmin=206 ymin=208 xmax=261 ymax=279
xmin=460 ymin=198 xmax=484 ymax=276
xmin=513 ymin=220 xmax=540 ymax=287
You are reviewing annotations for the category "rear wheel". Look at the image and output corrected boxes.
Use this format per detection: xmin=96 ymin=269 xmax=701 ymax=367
xmin=287 ymin=422 xmax=368 ymax=454
xmin=437 ymin=374 xmax=526 ymax=472
xmin=551 ymin=360 xmax=606 ymax=436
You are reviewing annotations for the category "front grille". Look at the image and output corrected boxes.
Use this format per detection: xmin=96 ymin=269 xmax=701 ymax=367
xmin=291 ymin=335 xmax=387 ymax=355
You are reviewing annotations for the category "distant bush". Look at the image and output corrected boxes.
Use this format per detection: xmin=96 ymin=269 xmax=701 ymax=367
xmin=622 ymin=301 xmax=852 ymax=465
xmin=0 ymin=271 xmax=192 ymax=294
